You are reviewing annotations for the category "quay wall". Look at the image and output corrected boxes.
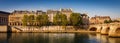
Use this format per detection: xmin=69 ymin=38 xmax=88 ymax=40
xmin=0 ymin=26 xmax=91 ymax=33
xmin=10 ymin=26 xmax=76 ymax=32
xmin=0 ymin=25 xmax=7 ymax=32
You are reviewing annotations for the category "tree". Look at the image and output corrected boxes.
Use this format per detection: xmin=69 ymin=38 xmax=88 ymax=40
xmin=70 ymin=13 xmax=82 ymax=26
xmin=104 ymin=20 xmax=112 ymax=23
xmin=41 ymin=14 xmax=49 ymax=26
xmin=53 ymin=14 xmax=61 ymax=25
xmin=36 ymin=15 xmax=42 ymax=26
xmin=61 ymin=14 xmax=68 ymax=26
xmin=53 ymin=13 xmax=68 ymax=31
xmin=28 ymin=15 xmax=35 ymax=26
xmin=61 ymin=14 xmax=68 ymax=30
xmin=36 ymin=14 xmax=49 ymax=26
xmin=113 ymin=20 xmax=120 ymax=22
xmin=22 ymin=15 xmax=29 ymax=26
xmin=104 ymin=20 xmax=108 ymax=23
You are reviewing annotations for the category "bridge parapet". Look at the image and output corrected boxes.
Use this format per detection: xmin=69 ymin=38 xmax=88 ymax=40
xmin=89 ymin=23 xmax=120 ymax=37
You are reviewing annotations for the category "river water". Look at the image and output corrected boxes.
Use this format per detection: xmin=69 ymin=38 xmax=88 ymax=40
xmin=0 ymin=33 xmax=120 ymax=43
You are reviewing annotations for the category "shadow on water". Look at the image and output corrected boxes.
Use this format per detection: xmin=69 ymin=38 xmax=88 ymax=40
xmin=74 ymin=33 xmax=89 ymax=43
xmin=0 ymin=33 xmax=12 ymax=43
xmin=7 ymin=26 xmax=12 ymax=33
xmin=6 ymin=33 xmax=12 ymax=43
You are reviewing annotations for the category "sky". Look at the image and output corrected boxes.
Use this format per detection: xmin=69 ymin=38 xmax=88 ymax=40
xmin=0 ymin=0 xmax=120 ymax=18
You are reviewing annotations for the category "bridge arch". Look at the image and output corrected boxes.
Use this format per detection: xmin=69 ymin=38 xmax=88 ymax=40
xmin=89 ymin=27 xmax=97 ymax=31
xmin=109 ymin=26 xmax=120 ymax=37
xmin=115 ymin=27 xmax=120 ymax=33
xmin=101 ymin=26 xmax=110 ymax=35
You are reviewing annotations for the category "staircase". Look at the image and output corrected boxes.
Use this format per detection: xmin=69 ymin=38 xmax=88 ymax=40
xmin=12 ymin=26 xmax=23 ymax=32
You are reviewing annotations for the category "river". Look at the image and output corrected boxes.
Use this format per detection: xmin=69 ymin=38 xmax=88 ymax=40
xmin=0 ymin=33 xmax=120 ymax=43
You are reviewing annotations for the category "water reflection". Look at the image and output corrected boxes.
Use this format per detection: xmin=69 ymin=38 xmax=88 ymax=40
xmin=88 ymin=33 xmax=100 ymax=43
xmin=0 ymin=33 xmax=120 ymax=43
xmin=109 ymin=38 xmax=120 ymax=43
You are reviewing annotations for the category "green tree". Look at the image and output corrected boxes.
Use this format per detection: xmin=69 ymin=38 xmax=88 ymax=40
xmin=104 ymin=20 xmax=108 ymax=23
xmin=36 ymin=15 xmax=42 ymax=26
xmin=70 ymin=13 xmax=82 ymax=26
xmin=36 ymin=14 xmax=49 ymax=26
xmin=113 ymin=20 xmax=119 ymax=22
xmin=61 ymin=14 xmax=68 ymax=30
xmin=53 ymin=14 xmax=61 ymax=25
xmin=28 ymin=15 xmax=35 ymax=26
xmin=104 ymin=20 xmax=112 ymax=23
xmin=22 ymin=15 xmax=29 ymax=26
xmin=61 ymin=14 xmax=68 ymax=26
xmin=41 ymin=14 xmax=49 ymax=26
xmin=53 ymin=13 xmax=68 ymax=30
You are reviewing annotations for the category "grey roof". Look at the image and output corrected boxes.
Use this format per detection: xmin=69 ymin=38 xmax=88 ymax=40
xmin=0 ymin=11 xmax=10 ymax=15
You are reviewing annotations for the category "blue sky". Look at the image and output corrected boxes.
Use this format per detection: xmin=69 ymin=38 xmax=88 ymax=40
xmin=0 ymin=0 xmax=120 ymax=18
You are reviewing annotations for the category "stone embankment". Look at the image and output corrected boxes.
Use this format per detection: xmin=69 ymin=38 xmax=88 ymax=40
xmin=0 ymin=25 xmax=7 ymax=32
xmin=0 ymin=25 xmax=95 ymax=33
xmin=10 ymin=26 xmax=94 ymax=33
xmin=0 ymin=26 xmax=95 ymax=33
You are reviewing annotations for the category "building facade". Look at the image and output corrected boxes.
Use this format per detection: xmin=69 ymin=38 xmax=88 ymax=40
xmin=90 ymin=16 xmax=111 ymax=24
xmin=47 ymin=10 xmax=60 ymax=22
xmin=47 ymin=8 xmax=73 ymax=22
xmin=8 ymin=8 xmax=89 ymax=26
xmin=9 ymin=10 xmax=37 ymax=26
xmin=60 ymin=8 xmax=72 ymax=20
xmin=0 ymin=11 xmax=10 ymax=25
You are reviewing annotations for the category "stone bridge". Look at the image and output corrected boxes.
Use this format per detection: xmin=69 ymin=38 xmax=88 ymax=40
xmin=88 ymin=23 xmax=120 ymax=37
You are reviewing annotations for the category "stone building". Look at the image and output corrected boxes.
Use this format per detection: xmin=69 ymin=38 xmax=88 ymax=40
xmin=47 ymin=8 xmax=72 ymax=22
xmin=0 ymin=11 xmax=10 ymax=25
xmin=8 ymin=8 xmax=89 ymax=26
xmin=36 ymin=10 xmax=46 ymax=15
xmin=60 ymin=8 xmax=72 ymax=20
xmin=47 ymin=10 xmax=60 ymax=22
xmin=9 ymin=10 xmax=46 ymax=26
xmin=9 ymin=10 xmax=35 ymax=26
xmin=90 ymin=16 xmax=111 ymax=24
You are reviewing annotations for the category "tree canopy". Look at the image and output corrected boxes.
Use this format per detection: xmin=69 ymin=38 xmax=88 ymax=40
xmin=28 ymin=15 xmax=35 ymax=26
xmin=22 ymin=15 xmax=29 ymax=26
xmin=70 ymin=13 xmax=82 ymax=26
xmin=104 ymin=20 xmax=112 ymax=23
xmin=53 ymin=14 xmax=61 ymax=25
xmin=36 ymin=15 xmax=42 ymax=26
xmin=53 ymin=13 xmax=68 ymax=26
xmin=22 ymin=13 xmax=83 ymax=26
